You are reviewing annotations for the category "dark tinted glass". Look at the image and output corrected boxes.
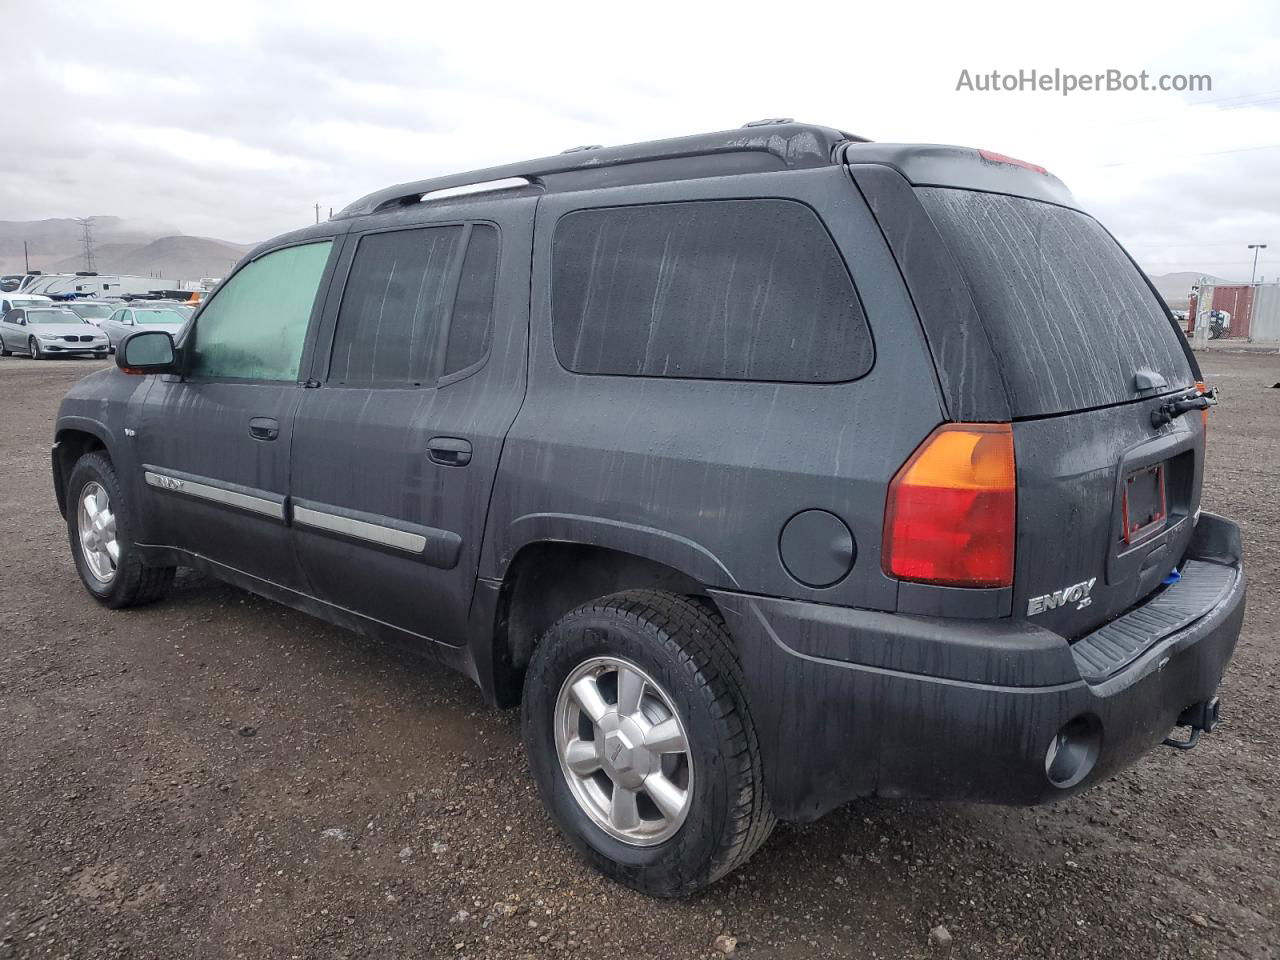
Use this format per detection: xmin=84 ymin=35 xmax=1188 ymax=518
xmin=917 ymin=188 xmax=1193 ymax=417
xmin=443 ymin=224 xmax=498 ymax=376
xmin=329 ymin=227 xmax=463 ymax=386
xmin=551 ymin=200 xmax=871 ymax=382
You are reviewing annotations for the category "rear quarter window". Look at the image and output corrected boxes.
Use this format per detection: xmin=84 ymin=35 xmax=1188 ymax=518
xmin=917 ymin=188 xmax=1193 ymax=417
xmin=551 ymin=199 xmax=872 ymax=383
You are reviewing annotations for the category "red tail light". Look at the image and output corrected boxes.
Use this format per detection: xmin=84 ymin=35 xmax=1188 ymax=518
xmin=1197 ymin=380 xmax=1210 ymax=433
xmin=978 ymin=149 xmax=1049 ymax=176
xmin=882 ymin=423 xmax=1016 ymax=588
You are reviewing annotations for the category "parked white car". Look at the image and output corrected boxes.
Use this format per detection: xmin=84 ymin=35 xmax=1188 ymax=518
xmin=0 ymin=292 xmax=53 ymax=314
xmin=63 ymin=300 xmax=117 ymax=327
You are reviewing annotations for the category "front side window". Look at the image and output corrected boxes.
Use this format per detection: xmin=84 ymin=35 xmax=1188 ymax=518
xmin=327 ymin=224 xmax=499 ymax=387
xmin=189 ymin=241 xmax=332 ymax=381
xmin=551 ymin=199 xmax=872 ymax=383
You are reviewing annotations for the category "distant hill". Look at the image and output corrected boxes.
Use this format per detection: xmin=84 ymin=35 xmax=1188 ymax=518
xmin=1147 ymin=271 xmax=1226 ymax=309
xmin=49 ymin=235 xmax=249 ymax=281
xmin=0 ymin=217 xmax=253 ymax=281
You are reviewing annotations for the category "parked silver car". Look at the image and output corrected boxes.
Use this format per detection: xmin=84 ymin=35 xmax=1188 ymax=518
xmin=64 ymin=301 xmax=117 ymax=327
xmin=0 ymin=306 xmax=110 ymax=358
xmin=99 ymin=306 xmax=188 ymax=351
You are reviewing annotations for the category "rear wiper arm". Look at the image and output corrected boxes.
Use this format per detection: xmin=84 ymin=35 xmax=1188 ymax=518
xmin=1152 ymin=386 xmax=1217 ymax=428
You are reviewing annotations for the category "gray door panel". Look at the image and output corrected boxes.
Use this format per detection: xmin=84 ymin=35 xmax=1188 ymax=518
xmin=129 ymin=233 xmax=346 ymax=589
xmin=133 ymin=379 xmax=307 ymax=588
xmin=289 ymin=197 xmax=534 ymax=645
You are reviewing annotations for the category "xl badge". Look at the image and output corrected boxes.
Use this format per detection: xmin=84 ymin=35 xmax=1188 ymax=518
xmin=1027 ymin=577 xmax=1097 ymax=616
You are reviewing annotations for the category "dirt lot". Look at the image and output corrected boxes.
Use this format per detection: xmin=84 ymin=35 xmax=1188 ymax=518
xmin=1 ymin=353 xmax=1277 ymax=960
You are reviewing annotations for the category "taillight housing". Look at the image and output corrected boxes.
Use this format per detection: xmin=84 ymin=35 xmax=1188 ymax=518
xmin=882 ymin=423 xmax=1016 ymax=588
xmin=1197 ymin=380 xmax=1210 ymax=432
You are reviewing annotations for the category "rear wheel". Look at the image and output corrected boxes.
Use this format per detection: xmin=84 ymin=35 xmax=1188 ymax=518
xmin=0 ymin=336 xmax=10 ymax=357
xmin=66 ymin=451 xmax=174 ymax=608
xmin=522 ymin=590 xmax=775 ymax=896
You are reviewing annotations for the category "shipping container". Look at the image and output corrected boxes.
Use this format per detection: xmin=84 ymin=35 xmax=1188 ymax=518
xmin=1189 ymin=283 xmax=1255 ymax=338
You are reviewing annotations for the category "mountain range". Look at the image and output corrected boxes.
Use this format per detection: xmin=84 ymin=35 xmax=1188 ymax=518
xmin=0 ymin=217 xmax=255 ymax=282
xmin=0 ymin=217 xmax=1228 ymax=306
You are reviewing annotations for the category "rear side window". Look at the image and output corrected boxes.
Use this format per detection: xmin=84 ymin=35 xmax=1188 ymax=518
xmin=328 ymin=224 xmax=499 ymax=386
xmin=551 ymin=200 xmax=872 ymax=382
xmin=190 ymin=241 xmax=332 ymax=381
xmin=917 ymin=188 xmax=1194 ymax=417
xmin=444 ymin=225 xmax=499 ymax=376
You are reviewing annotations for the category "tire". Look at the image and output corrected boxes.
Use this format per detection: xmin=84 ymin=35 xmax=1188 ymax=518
xmin=522 ymin=590 xmax=775 ymax=896
xmin=0 ymin=336 xmax=10 ymax=357
xmin=66 ymin=451 xmax=175 ymax=608
xmin=29 ymin=337 xmax=42 ymax=359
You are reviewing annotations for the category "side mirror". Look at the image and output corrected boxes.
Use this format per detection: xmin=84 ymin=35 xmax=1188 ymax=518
xmin=117 ymin=330 xmax=177 ymax=375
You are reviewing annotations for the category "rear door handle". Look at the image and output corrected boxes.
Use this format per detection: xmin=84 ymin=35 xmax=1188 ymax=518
xmin=249 ymin=417 xmax=280 ymax=441
xmin=427 ymin=436 xmax=472 ymax=466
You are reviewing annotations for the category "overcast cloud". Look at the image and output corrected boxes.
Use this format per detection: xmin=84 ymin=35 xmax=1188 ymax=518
xmin=4 ymin=0 xmax=1280 ymax=279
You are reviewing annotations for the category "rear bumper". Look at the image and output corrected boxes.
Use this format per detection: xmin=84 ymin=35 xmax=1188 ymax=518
xmin=711 ymin=513 xmax=1246 ymax=822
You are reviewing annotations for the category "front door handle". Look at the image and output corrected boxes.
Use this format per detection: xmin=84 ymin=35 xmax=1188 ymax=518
xmin=427 ymin=436 xmax=472 ymax=466
xmin=249 ymin=417 xmax=280 ymax=441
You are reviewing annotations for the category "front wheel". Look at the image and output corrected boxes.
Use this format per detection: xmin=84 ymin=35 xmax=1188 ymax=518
xmin=28 ymin=337 xmax=43 ymax=359
xmin=66 ymin=451 xmax=175 ymax=608
xmin=522 ymin=590 xmax=775 ymax=896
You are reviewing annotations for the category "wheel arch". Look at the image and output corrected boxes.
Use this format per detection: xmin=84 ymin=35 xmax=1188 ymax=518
xmin=52 ymin=423 xmax=114 ymax=518
xmin=485 ymin=539 xmax=720 ymax=708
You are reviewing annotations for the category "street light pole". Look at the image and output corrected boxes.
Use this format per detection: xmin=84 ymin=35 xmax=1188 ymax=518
xmin=1248 ymin=243 xmax=1267 ymax=285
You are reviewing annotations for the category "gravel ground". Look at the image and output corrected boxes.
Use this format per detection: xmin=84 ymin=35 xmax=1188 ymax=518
xmin=1 ymin=353 xmax=1277 ymax=960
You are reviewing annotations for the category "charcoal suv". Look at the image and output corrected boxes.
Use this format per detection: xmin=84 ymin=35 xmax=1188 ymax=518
xmin=53 ymin=122 xmax=1246 ymax=896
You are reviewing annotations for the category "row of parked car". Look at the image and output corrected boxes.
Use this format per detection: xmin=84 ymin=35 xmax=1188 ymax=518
xmin=0 ymin=291 xmax=193 ymax=359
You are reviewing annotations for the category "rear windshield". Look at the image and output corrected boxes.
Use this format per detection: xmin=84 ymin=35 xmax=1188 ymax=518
xmin=134 ymin=309 xmax=185 ymax=325
xmin=69 ymin=304 xmax=112 ymax=318
xmin=917 ymin=188 xmax=1193 ymax=417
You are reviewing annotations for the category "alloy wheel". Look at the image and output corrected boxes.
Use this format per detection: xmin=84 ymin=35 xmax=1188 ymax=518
xmin=554 ymin=656 xmax=693 ymax=846
xmin=77 ymin=481 xmax=118 ymax=583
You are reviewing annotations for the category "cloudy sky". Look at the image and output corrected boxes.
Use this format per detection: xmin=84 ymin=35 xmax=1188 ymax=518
xmin=4 ymin=0 xmax=1280 ymax=280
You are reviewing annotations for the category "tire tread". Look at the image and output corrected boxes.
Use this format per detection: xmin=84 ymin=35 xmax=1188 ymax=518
xmin=537 ymin=589 xmax=775 ymax=895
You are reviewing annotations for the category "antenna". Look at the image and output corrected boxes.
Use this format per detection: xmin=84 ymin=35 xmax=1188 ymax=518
xmin=75 ymin=217 xmax=96 ymax=272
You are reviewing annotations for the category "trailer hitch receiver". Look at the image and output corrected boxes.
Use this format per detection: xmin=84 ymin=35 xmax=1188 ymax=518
xmin=1162 ymin=697 xmax=1220 ymax=750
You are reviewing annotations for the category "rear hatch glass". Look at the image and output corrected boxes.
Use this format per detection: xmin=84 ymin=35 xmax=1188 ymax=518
xmin=916 ymin=187 xmax=1195 ymax=417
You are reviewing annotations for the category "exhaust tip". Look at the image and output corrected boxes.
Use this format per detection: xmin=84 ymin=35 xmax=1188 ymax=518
xmin=1045 ymin=715 xmax=1102 ymax=789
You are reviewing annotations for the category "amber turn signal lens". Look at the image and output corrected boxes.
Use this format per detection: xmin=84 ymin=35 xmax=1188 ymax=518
xmin=882 ymin=423 xmax=1016 ymax=588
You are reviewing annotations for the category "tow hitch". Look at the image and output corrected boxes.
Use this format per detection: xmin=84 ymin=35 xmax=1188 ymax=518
xmin=1162 ymin=697 xmax=1221 ymax=750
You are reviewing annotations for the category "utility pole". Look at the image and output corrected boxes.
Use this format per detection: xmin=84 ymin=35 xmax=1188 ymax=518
xmin=23 ymin=240 xmax=29 ymax=273
xmin=75 ymin=217 xmax=96 ymax=272
xmin=315 ymin=203 xmax=321 ymax=225
xmin=1248 ymin=243 xmax=1267 ymax=285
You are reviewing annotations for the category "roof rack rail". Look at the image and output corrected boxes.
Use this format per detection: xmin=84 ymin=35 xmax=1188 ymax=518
xmin=336 ymin=121 xmax=868 ymax=219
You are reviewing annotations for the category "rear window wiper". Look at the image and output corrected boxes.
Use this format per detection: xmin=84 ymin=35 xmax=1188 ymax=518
xmin=1152 ymin=386 xmax=1217 ymax=427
